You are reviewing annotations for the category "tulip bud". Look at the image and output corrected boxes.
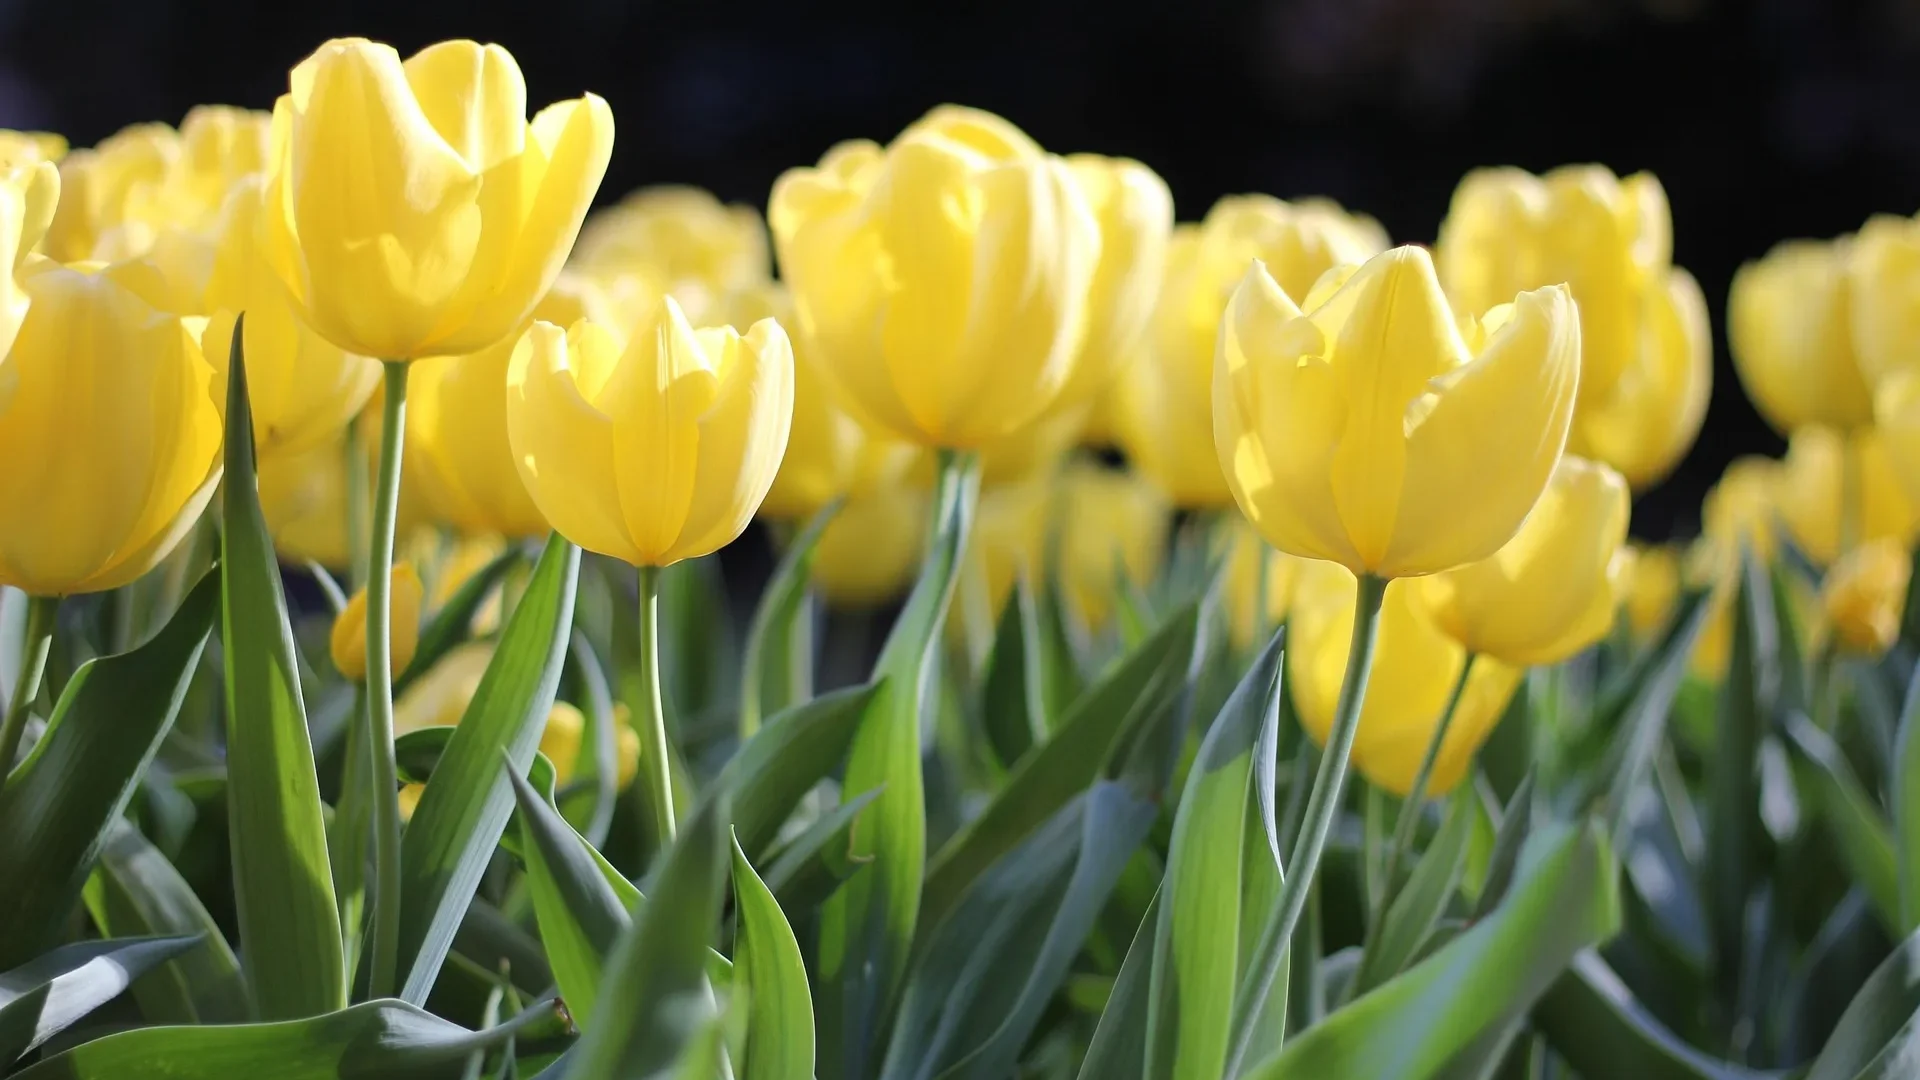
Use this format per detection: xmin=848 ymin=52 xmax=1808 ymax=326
xmin=257 ymin=412 xmax=433 ymax=572
xmin=261 ymin=38 xmax=614 ymax=360
xmin=770 ymin=106 xmax=1101 ymax=448
xmin=331 ymin=563 xmax=423 ymax=680
xmin=1772 ymin=426 xmax=1917 ymax=567
xmin=1566 ymin=268 xmax=1712 ymax=490
xmin=1214 ymin=246 xmax=1581 ymax=578
xmin=505 ymin=296 xmax=794 ymax=567
xmin=1849 ymin=213 xmax=1920 ymax=389
xmin=1288 ymin=562 xmax=1522 ymax=797
xmin=1729 ymin=237 xmax=1875 ymax=434
xmin=1619 ymin=543 xmax=1682 ymax=640
xmin=0 ymin=260 xmax=222 ymax=597
xmin=1822 ymin=538 xmax=1910 ymax=656
xmin=1056 ymin=462 xmax=1170 ymax=632
xmin=571 ymin=186 xmax=770 ymax=311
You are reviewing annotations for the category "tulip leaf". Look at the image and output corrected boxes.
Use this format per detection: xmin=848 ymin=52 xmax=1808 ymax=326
xmin=396 ymin=534 xmax=581 ymax=1006
xmin=1707 ymin=550 xmax=1774 ymax=995
xmin=923 ymin=600 xmax=1198 ymax=937
xmin=1785 ymin=714 xmax=1900 ymax=933
xmin=81 ymin=820 xmax=247 ymax=1025
xmin=1079 ymin=888 xmax=1161 ymax=1080
xmin=218 ymin=336 xmax=346 ymax=1019
xmin=1805 ymin=921 xmax=1920 ymax=1080
xmin=1240 ymin=820 xmax=1620 ymax=1080
xmin=1471 ymin=770 xmax=1535 ymax=921
xmin=395 ymin=545 xmax=523 ymax=700
xmin=981 ymin=577 xmax=1084 ymax=770
xmin=740 ymin=499 xmax=837 ymax=737
xmin=1533 ymin=950 xmax=1786 ymax=1080
xmin=10 ymin=997 xmax=559 ymax=1080
xmin=1892 ymin=664 xmax=1920 ymax=934
xmin=0 ymin=934 xmax=203 ymax=1066
xmin=1352 ymin=781 xmax=1476 ymax=996
xmin=0 ymin=569 xmax=217 ymax=971
xmin=731 ymin=832 xmax=814 ymax=1080
xmin=818 ymin=452 xmax=979 ymax=1080
xmin=1597 ymin=587 xmax=1714 ymax=839
xmin=711 ymin=681 xmax=883 ymax=861
xmin=569 ymin=791 xmax=731 ymax=1079
xmin=509 ymin=763 xmax=629 ymax=1032
xmin=1145 ymin=632 xmax=1284 ymax=1080
xmin=763 ymin=787 xmax=884 ymax=913
xmin=395 ymin=726 xmax=560 ymax=806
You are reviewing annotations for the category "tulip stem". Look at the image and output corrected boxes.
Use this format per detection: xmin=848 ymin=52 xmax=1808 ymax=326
xmin=364 ymin=360 xmax=410 ymax=1002
xmin=0 ymin=594 xmax=57 ymax=786
xmin=636 ymin=564 xmax=676 ymax=848
xmin=1224 ymin=571 xmax=1389 ymax=1079
xmin=1362 ymin=652 xmax=1476 ymax=955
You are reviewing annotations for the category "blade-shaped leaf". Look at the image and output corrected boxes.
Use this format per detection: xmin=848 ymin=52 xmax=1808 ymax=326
xmin=1534 ymin=951 xmax=1785 ymax=1080
xmin=1598 ymin=588 xmax=1714 ymax=839
xmin=1706 ymin=551 xmax=1773 ymax=997
xmin=1079 ymin=888 xmax=1161 ymax=1080
xmin=1353 ymin=783 xmax=1476 ymax=995
xmin=1472 ymin=772 xmax=1535 ymax=921
xmin=0 ymin=571 xmax=217 ymax=970
xmin=1786 ymin=714 xmax=1900 ymax=933
xmin=1893 ymin=665 xmax=1920 ymax=934
xmin=1805 ymin=921 xmax=1920 ymax=1080
xmin=82 ymin=821 xmax=246 ymax=1024
xmin=740 ymin=500 xmax=837 ymax=737
xmin=712 ymin=682 xmax=882 ymax=860
xmin=396 ymin=547 xmax=522 ymax=699
xmin=731 ymin=833 xmax=814 ymax=1080
xmin=510 ymin=765 xmax=628 ymax=1031
xmin=0 ymin=935 xmax=202 ymax=1065
xmin=981 ymin=578 xmax=1084 ymax=770
xmin=764 ymin=788 xmax=883 ymax=913
xmin=397 ymin=534 xmax=581 ymax=1005
xmin=219 ymin=336 xmax=345 ymax=1019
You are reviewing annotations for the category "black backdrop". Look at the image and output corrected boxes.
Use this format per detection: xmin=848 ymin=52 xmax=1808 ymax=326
xmin=8 ymin=0 xmax=1920 ymax=539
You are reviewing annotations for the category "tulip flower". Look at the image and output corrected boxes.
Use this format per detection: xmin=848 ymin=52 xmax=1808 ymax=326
xmin=1688 ymin=456 xmax=1784 ymax=679
xmin=1849 ymin=212 xmax=1920 ymax=388
xmin=1821 ymin=538 xmax=1910 ymax=656
xmin=1565 ymin=268 xmax=1712 ymax=490
xmin=1218 ymin=516 xmax=1302 ymax=650
xmin=1055 ymin=462 xmax=1170 ymax=633
xmin=1120 ymin=196 xmax=1387 ymax=507
xmin=1772 ymin=426 xmax=1916 ymax=567
xmin=571 ymin=186 xmax=770 ymax=322
xmin=769 ymin=106 xmax=1100 ymax=449
xmin=1729 ymin=237 xmax=1875 ymax=434
xmin=202 ymin=177 xmax=381 ymax=462
xmin=0 ymin=161 xmax=57 ymax=361
xmin=1619 ymin=542 xmax=1683 ymax=640
xmin=1418 ymin=455 xmax=1630 ymax=667
xmin=330 ymin=564 xmax=423 ymax=680
xmin=1049 ymin=154 xmax=1172 ymax=415
xmin=256 ymin=414 xmax=433 ymax=573
xmin=1880 ymin=372 xmax=1920 ymax=507
xmin=0 ymin=130 xmax=64 ymax=168
xmin=812 ymin=486 xmax=930 ymax=609
xmin=950 ymin=476 xmax=1052 ymax=659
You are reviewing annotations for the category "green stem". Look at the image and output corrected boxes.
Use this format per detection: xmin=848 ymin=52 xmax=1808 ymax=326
xmin=365 ymin=360 xmax=410 ymax=1000
xmin=636 ymin=564 xmax=675 ymax=847
xmin=0 ymin=594 xmax=58 ymax=785
xmin=346 ymin=409 xmax=373 ymax=592
xmin=1363 ymin=652 xmax=1476 ymax=954
xmin=1224 ymin=571 xmax=1389 ymax=1079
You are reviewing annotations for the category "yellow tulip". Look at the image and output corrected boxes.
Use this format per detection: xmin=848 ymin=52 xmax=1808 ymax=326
xmin=1120 ymin=197 xmax=1388 ymax=508
xmin=260 ymin=38 xmax=615 ymax=361
xmin=0 ymin=131 xmax=65 ymax=168
xmin=202 ymin=177 xmax=381 ymax=461
xmin=951 ymin=476 xmax=1052 ymax=654
xmin=1418 ymin=456 xmax=1629 ymax=666
xmin=538 ymin=700 xmax=642 ymax=790
xmin=1729 ymin=237 xmax=1875 ymax=433
xmin=1772 ymin=426 xmax=1917 ymax=566
xmin=331 ymin=563 xmax=423 ymax=680
xmin=1056 ymin=462 xmax=1170 ymax=631
xmin=1214 ymin=245 xmax=1581 ymax=579
xmin=1218 ymin=515 xmax=1302 ymax=650
xmin=1288 ymin=561 xmax=1522 ymax=797
xmin=812 ymin=486 xmax=930 ymax=609
xmin=1620 ymin=543 xmax=1682 ymax=639
xmin=44 ymin=122 xmax=177 ymax=263
xmin=1436 ymin=165 xmax=1670 ymax=403
xmin=571 ymin=185 xmax=770 ymax=312
xmin=256 ymin=414 xmax=433 ymax=571
xmin=0 ymin=260 xmax=221 ymax=597
xmin=976 ymin=407 xmax=1084 ymax=488
xmin=1878 ymin=370 xmax=1920 ymax=506
xmin=506 ymin=296 xmax=794 ymax=567
xmin=0 ymin=162 xmax=58 ymax=360
xmin=408 ymin=275 xmax=600 ymax=538
xmin=1849 ymin=213 xmax=1920 ymax=388
xmin=1821 ymin=538 xmax=1910 ymax=656
xmin=769 ymin=106 xmax=1100 ymax=448
xmin=1049 ymin=154 xmax=1172 ymax=414
xmin=1567 ymin=267 xmax=1712 ymax=490
xmin=1688 ymin=456 xmax=1785 ymax=679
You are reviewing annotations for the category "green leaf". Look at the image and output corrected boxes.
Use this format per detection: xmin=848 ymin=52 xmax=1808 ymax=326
xmin=82 ymin=821 xmax=246 ymax=1024
xmin=12 ymin=997 xmax=557 ymax=1080
xmin=1806 ymin=921 xmax=1920 ymax=1080
xmin=713 ymin=682 xmax=882 ymax=859
xmin=0 ymin=571 xmax=217 ymax=970
xmin=1079 ymin=888 xmax=1161 ymax=1080
xmin=394 ymin=727 xmax=559 ymax=803
xmin=397 ymin=546 xmax=522 ymax=699
xmin=397 ymin=534 xmax=581 ymax=1005
xmin=1 ymin=935 xmax=202 ymax=1065
xmin=1242 ymin=820 xmax=1621 ymax=1080
xmin=1892 ymin=664 xmax=1920 ymax=934
xmin=1145 ymin=632 xmax=1283 ymax=1080
xmin=1471 ymin=771 xmax=1535 ymax=921
xmin=818 ymin=451 xmax=978 ymax=1080
xmin=740 ymin=500 xmax=837 ymax=737
xmin=510 ymin=764 xmax=627 ymax=1031
xmin=1706 ymin=551 xmax=1772 ymax=995
xmin=981 ymin=578 xmax=1084 ymax=770
xmin=1785 ymin=714 xmax=1900 ymax=933
xmin=763 ymin=788 xmax=883 ymax=913
xmin=570 ymin=791 xmax=731 ymax=1078
xmin=218 ymin=335 xmax=345 ymax=1019
xmin=731 ymin=832 xmax=814 ymax=1080
xmin=923 ymin=602 xmax=1198 ymax=937
xmin=1597 ymin=588 xmax=1714 ymax=839
xmin=1352 ymin=782 xmax=1476 ymax=995
xmin=1534 ymin=951 xmax=1785 ymax=1080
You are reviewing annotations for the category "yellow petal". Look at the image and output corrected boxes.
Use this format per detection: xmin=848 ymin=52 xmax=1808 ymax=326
xmin=506 ymin=319 xmax=636 ymax=562
xmin=1728 ymin=238 xmax=1875 ymax=434
xmin=329 ymin=563 xmax=424 ymax=680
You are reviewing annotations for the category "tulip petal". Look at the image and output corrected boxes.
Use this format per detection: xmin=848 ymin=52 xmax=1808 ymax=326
xmin=671 ymin=320 xmax=795 ymax=562
xmin=401 ymin=41 xmax=527 ymax=172
xmin=506 ymin=320 xmax=636 ymax=563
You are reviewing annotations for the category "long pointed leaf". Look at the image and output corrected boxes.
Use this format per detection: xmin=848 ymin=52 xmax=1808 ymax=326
xmin=1352 ymin=783 xmax=1476 ymax=995
xmin=0 ymin=935 xmax=202 ymax=1065
xmin=510 ymin=765 xmax=627 ymax=1031
xmin=740 ymin=501 xmax=837 ymax=736
xmin=82 ymin=821 xmax=245 ymax=1024
xmin=732 ymin=833 xmax=814 ymax=1080
xmin=1535 ymin=951 xmax=1784 ymax=1080
xmin=713 ymin=682 xmax=882 ymax=860
xmin=1806 ymin=920 xmax=1920 ymax=1080
xmin=1079 ymin=888 xmax=1161 ymax=1080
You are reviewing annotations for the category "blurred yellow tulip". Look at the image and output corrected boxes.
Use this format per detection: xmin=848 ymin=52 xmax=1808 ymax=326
xmin=1729 ymin=237 xmax=1875 ymax=434
xmin=1566 ymin=268 xmax=1712 ymax=490
xmin=256 ymin=413 xmax=433 ymax=571
xmin=769 ymin=106 xmax=1100 ymax=448
xmin=811 ymin=486 xmax=930 ymax=609
xmin=1849 ymin=213 xmax=1920 ymax=388
xmin=1773 ymin=426 xmax=1917 ymax=566
xmin=538 ymin=700 xmax=642 ymax=790
xmin=1688 ymin=456 xmax=1785 ymax=679
xmin=571 ymin=185 xmax=769 ymax=315
xmin=331 ymin=563 xmax=422 ymax=680
xmin=260 ymin=38 xmax=614 ymax=360
xmin=0 ymin=161 xmax=57 ymax=361
xmin=1418 ymin=456 xmax=1629 ymax=666
xmin=1289 ymin=562 xmax=1522 ymax=798
xmin=1214 ymin=245 xmax=1580 ymax=578
xmin=0 ymin=260 xmax=221 ymax=597
xmin=1055 ymin=462 xmax=1170 ymax=631
xmin=202 ymin=177 xmax=381 ymax=461
xmin=1049 ymin=154 xmax=1172 ymax=414
xmin=951 ymin=477 xmax=1052 ymax=655
xmin=1218 ymin=515 xmax=1302 ymax=650
xmin=0 ymin=130 xmax=65 ymax=168
xmin=506 ymin=296 xmax=793 ymax=567
xmin=1620 ymin=543 xmax=1683 ymax=639
xmin=1822 ymin=538 xmax=1909 ymax=656
xmin=408 ymin=275 xmax=600 ymax=538
xmin=1120 ymin=196 xmax=1387 ymax=508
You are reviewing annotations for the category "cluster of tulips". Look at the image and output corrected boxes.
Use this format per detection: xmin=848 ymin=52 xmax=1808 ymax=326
xmin=4 ymin=29 xmax=1920 ymax=1080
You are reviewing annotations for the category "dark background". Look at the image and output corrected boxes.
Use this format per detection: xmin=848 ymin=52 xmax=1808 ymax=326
xmin=5 ymin=0 xmax=1918 ymax=540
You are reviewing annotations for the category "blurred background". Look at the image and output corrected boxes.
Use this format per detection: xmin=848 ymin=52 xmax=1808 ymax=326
xmin=4 ymin=0 xmax=1917 ymax=539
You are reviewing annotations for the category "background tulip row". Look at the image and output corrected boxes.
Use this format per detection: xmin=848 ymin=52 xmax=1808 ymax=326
xmin=0 ymin=30 xmax=1915 ymax=1080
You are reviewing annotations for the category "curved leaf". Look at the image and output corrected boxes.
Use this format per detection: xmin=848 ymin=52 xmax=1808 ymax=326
xmin=764 ymin=788 xmax=883 ymax=913
xmin=1353 ymin=783 xmax=1475 ymax=996
xmin=740 ymin=500 xmax=837 ymax=737
xmin=1535 ymin=951 xmax=1785 ymax=1080
xmin=510 ymin=765 xmax=627 ymax=1031
xmin=714 ymin=682 xmax=882 ymax=860
xmin=0 ymin=935 xmax=202 ymax=1065
xmin=396 ymin=547 xmax=522 ymax=699
xmin=82 ymin=821 xmax=246 ymax=1024
xmin=732 ymin=833 xmax=814 ymax=1080
xmin=1078 ymin=889 xmax=1161 ymax=1080
xmin=1786 ymin=715 xmax=1900 ymax=933
xmin=1807 ymin=922 xmax=1920 ymax=1080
